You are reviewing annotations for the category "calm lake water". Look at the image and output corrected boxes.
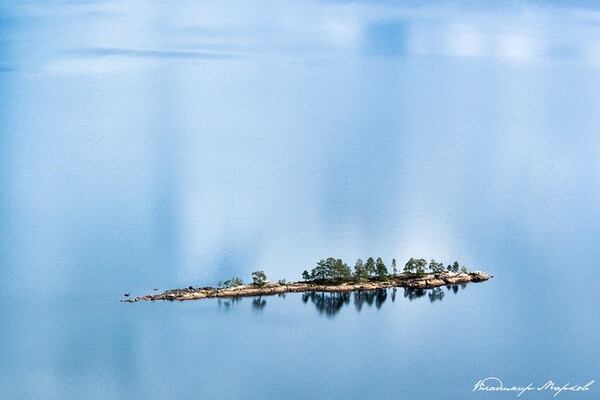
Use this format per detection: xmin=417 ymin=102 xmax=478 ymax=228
xmin=1 ymin=1 xmax=599 ymax=399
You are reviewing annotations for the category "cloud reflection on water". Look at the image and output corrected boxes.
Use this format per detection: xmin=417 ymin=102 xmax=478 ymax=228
xmin=1 ymin=0 xmax=600 ymax=294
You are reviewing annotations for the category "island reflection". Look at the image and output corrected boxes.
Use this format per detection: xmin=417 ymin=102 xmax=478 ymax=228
xmin=303 ymin=285 xmax=465 ymax=317
xmin=217 ymin=284 xmax=468 ymax=318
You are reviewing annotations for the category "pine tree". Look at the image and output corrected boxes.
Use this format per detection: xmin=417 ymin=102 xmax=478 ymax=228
xmin=453 ymin=261 xmax=460 ymax=273
xmin=404 ymin=258 xmax=417 ymax=274
xmin=231 ymin=277 xmax=243 ymax=286
xmin=302 ymin=270 xmax=310 ymax=282
xmin=416 ymin=259 xmax=428 ymax=276
xmin=365 ymin=257 xmax=376 ymax=277
xmin=354 ymin=258 xmax=369 ymax=281
xmin=335 ymin=259 xmax=352 ymax=281
xmin=429 ymin=259 xmax=445 ymax=273
xmin=376 ymin=257 xmax=388 ymax=281
xmin=325 ymin=257 xmax=337 ymax=281
xmin=311 ymin=259 xmax=327 ymax=281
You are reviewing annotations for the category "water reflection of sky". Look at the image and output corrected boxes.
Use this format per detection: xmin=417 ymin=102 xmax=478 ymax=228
xmin=1 ymin=1 xmax=599 ymax=398
xmin=2 ymin=0 xmax=600 ymax=292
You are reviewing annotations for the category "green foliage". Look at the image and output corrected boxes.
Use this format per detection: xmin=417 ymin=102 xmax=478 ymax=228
xmin=404 ymin=258 xmax=417 ymax=273
xmin=365 ymin=257 xmax=376 ymax=276
xmin=311 ymin=259 xmax=328 ymax=281
xmin=429 ymin=259 xmax=445 ymax=273
xmin=252 ymin=270 xmax=267 ymax=287
xmin=416 ymin=258 xmax=428 ymax=276
xmin=223 ymin=277 xmax=243 ymax=288
xmin=453 ymin=261 xmax=460 ymax=273
xmin=353 ymin=258 xmax=369 ymax=281
xmin=278 ymin=279 xmax=287 ymax=285
xmin=324 ymin=257 xmax=337 ymax=280
xmin=334 ymin=258 xmax=352 ymax=281
xmin=403 ymin=257 xmax=469 ymax=276
xmin=461 ymin=266 xmax=468 ymax=273
xmin=302 ymin=270 xmax=310 ymax=282
xmin=232 ymin=277 xmax=243 ymax=286
xmin=302 ymin=256 xmax=475 ymax=282
xmin=299 ymin=256 xmax=472 ymax=286
xmin=310 ymin=258 xmax=352 ymax=282
xmin=376 ymin=257 xmax=388 ymax=280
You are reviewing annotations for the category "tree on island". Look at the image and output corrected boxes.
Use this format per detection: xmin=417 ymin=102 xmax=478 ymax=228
xmin=224 ymin=277 xmax=243 ymax=288
xmin=308 ymin=258 xmax=352 ymax=282
xmin=327 ymin=258 xmax=336 ymax=280
xmin=252 ymin=270 xmax=267 ymax=287
xmin=376 ymin=257 xmax=388 ymax=281
xmin=452 ymin=261 xmax=460 ymax=273
xmin=404 ymin=258 xmax=417 ymax=274
xmin=302 ymin=270 xmax=310 ymax=282
xmin=311 ymin=259 xmax=327 ymax=281
xmin=334 ymin=258 xmax=352 ymax=281
xmin=319 ymin=258 xmax=333 ymax=281
xmin=354 ymin=258 xmax=369 ymax=281
xmin=429 ymin=259 xmax=445 ymax=273
xmin=243 ymin=257 xmax=470 ymax=288
xmin=325 ymin=258 xmax=337 ymax=281
xmin=416 ymin=258 xmax=428 ymax=276
xmin=365 ymin=257 xmax=376 ymax=277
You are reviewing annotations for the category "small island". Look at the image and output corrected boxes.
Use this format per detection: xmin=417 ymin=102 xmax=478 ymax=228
xmin=125 ymin=257 xmax=490 ymax=302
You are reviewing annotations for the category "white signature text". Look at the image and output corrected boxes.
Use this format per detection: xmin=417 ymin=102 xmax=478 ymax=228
xmin=473 ymin=377 xmax=595 ymax=397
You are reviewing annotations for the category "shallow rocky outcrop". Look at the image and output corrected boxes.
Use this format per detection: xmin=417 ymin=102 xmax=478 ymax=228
xmin=124 ymin=271 xmax=490 ymax=302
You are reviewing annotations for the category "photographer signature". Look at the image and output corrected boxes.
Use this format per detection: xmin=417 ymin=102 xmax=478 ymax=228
xmin=473 ymin=377 xmax=595 ymax=397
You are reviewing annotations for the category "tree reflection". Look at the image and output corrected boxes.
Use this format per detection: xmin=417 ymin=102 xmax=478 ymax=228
xmin=300 ymin=289 xmax=392 ymax=317
xmin=403 ymin=287 xmax=427 ymax=301
xmin=428 ymin=287 xmax=445 ymax=303
xmin=217 ymin=296 xmax=241 ymax=310
xmin=251 ymin=296 xmax=266 ymax=311
xmin=302 ymin=292 xmax=310 ymax=303
xmin=304 ymin=291 xmax=351 ymax=317
xmin=227 ymin=284 xmax=468 ymax=316
xmin=353 ymin=290 xmax=379 ymax=311
xmin=375 ymin=289 xmax=387 ymax=309
xmin=300 ymin=286 xmax=466 ymax=316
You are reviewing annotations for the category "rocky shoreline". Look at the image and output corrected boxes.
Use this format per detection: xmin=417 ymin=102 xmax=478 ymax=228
xmin=124 ymin=271 xmax=490 ymax=302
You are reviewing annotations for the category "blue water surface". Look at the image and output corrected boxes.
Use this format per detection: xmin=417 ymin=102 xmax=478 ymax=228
xmin=0 ymin=1 xmax=599 ymax=399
